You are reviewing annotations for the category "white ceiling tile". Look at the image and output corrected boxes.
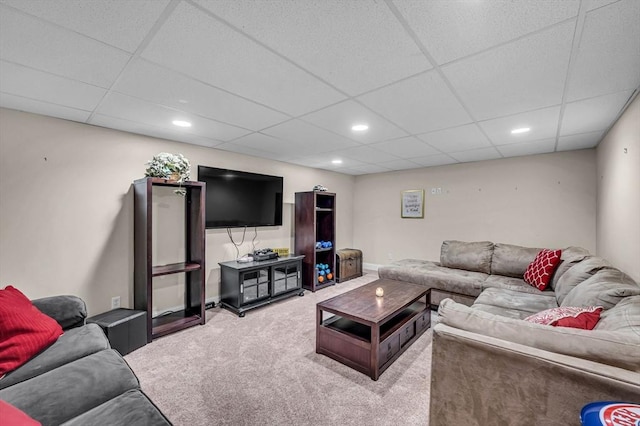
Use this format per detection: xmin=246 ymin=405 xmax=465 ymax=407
xmin=557 ymin=131 xmax=604 ymax=151
xmin=214 ymin=142 xmax=285 ymax=161
xmin=0 ymin=61 xmax=106 ymax=111
xmin=586 ymin=0 xmax=620 ymax=11
xmin=442 ymin=21 xmax=574 ymax=120
xmin=90 ymin=114 xmax=224 ymax=148
xmin=95 ymin=92 xmax=251 ymax=142
xmin=113 ymin=59 xmax=289 ymax=131
xmin=416 ymin=124 xmax=492 ymax=153
xmin=228 ymin=133 xmax=303 ymax=160
xmin=335 ymin=168 xmax=366 ymax=176
xmin=286 ymin=157 xmax=330 ymax=168
xmin=335 ymin=146 xmax=401 ymax=164
xmin=394 ymin=0 xmax=579 ymax=64
xmin=0 ymin=93 xmax=91 ymax=123
xmin=378 ymin=159 xmax=423 ymax=171
xmin=371 ymin=136 xmax=440 ymax=158
xmin=140 ymin=2 xmax=345 ymax=116
xmin=479 ymin=106 xmax=561 ymax=145
xmin=411 ymin=154 xmax=458 ymax=167
xmin=301 ymin=100 xmax=407 ymax=144
xmin=496 ymin=138 xmax=557 ymax=158
xmin=195 ymin=0 xmax=431 ymax=95
xmin=358 ymin=71 xmax=472 ymax=134
xmin=448 ymin=147 xmax=503 ymax=163
xmin=567 ymin=0 xmax=640 ymax=101
xmin=349 ymin=164 xmax=394 ymax=174
xmin=0 ymin=5 xmax=130 ymax=88
xmin=561 ymin=90 xmax=633 ymax=135
xmin=261 ymin=120 xmax=359 ymax=153
xmin=1 ymin=0 xmax=170 ymax=53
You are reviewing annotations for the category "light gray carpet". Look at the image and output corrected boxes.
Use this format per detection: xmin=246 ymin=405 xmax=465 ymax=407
xmin=125 ymin=273 xmax=432 ymax=425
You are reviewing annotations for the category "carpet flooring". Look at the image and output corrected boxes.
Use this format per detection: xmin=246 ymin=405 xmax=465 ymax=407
xmin=125 ymin=273 xmax=432 ymax=425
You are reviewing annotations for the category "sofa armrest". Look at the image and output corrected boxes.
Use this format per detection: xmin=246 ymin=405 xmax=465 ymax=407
xmin=31 ymin=295 xmax=87 ymax=330
xmin=430 ymin=324 xmax=640 ymax=426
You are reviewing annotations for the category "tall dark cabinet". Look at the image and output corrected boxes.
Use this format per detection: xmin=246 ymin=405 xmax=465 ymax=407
xmin=133 ymin=177 xmax=206 ymax=342
xmin=295 ymin=191 xmax=336 ymax=292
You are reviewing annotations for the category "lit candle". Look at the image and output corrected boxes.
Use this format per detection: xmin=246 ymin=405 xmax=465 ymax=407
xmin=376 ymin=287 xmax=384 ymax=297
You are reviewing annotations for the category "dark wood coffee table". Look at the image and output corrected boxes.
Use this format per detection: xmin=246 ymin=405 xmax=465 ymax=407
xmin=316 ymin=279 xmax=430 ymax=380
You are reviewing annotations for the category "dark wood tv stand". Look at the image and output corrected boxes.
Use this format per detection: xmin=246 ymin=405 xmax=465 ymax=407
xmin=219 ymin=255 xmax=305 ymax=317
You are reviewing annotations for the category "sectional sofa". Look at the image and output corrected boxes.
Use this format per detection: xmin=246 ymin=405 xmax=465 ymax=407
xmin=0 ymin=294 xmax=171 ymax=426
xmin=380 ymin=240 xmax=640 ymax=425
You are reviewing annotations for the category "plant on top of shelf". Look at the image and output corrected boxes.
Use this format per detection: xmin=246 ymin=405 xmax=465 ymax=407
xmin=144 ymin=152 xmax=191 ymax=195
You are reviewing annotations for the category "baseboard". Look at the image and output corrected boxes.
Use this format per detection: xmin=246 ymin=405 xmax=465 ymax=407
xmin=363 ymin=262 xmax=382 ymax=272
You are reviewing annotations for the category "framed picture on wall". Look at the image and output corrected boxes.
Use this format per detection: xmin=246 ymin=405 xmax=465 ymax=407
xmin=401 ymin=189 xmax=424 ymax=218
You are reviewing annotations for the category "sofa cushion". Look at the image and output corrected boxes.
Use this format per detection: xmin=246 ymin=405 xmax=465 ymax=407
xmin=440 ymin=240 xmax=494 ymax=274
xmin=490 ymin=243 xmax=541 ymax=278
xmin=378 ymin=259 xmax=485 ymax=297
xmin=561 ymin=269 xmax=640 ymax=309
xmin=469 ymin=303 xmax=533 ymax=320
xmin=0 ymin=286 xmax=63 ymax=377
xmin=473 ymin=287 xmax=558 ymax=315
xmin=60 ymin=389 xmax=171 ymax=426
xmin=523 ymin=249 xmax=562 ymax=291
xmin=438 ymin=298 xmax=640 ymax=372
xmin=524 ymin=306 xmax=603 ymax=330
xmin=0 ymin=323 xmax=109 ymax=390
xmin=595 ymin=296 xmax=640 ymax=333
xmin=549 ymin=246 xmax=591 ymax=291
xmin=483 ymin=275 xmax=550 ymax=295
xmin=554 ymin=256 xmax=612 ymax=305
xmin=0 ymin=349 xmax=140 ymax=425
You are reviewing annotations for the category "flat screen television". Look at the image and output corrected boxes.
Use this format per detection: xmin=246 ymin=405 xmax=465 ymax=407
xmin=198 ymin=165 xmax=283 ymax=229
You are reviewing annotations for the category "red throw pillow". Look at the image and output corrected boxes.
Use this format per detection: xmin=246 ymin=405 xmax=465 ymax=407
xmin=0 ymin=286 xmax=63 ymax=376
xmin=524 ymin=249 xmax=562 ymax=290
xmin=524 ymin=306 xmax=603 ymax=330
xmin=0 ymin=400 xmax=41 ymax=425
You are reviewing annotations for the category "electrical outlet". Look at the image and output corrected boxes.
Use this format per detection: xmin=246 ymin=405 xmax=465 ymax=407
xmin=111 ymin=296 xmax=121 ymax=310
xmin=388 ymin=252 xmax=393 ymax=260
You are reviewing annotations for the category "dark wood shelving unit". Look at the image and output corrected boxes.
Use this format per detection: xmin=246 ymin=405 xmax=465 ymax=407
xmin=295 ymin=191 xmax=336 ymax=292
xmin=133 ymin=177 xmax=206 ymax=342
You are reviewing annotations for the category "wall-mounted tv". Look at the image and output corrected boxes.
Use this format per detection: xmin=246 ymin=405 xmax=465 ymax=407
xmin=198 ymin=165 xmax=283 ymax=229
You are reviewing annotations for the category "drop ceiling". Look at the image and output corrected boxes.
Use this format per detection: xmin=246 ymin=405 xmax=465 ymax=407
xmin=1 ymin=0 xmax=638 ymax=175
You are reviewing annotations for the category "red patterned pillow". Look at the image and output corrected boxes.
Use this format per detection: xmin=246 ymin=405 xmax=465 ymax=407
xmin=524 ymin=249 xmax=562 ymax=290
xmin=0 ymin=400 xmax=41 ymax=425
xmin=0 ymin=286 xmax=63 ymax=376
xmin=524 ymin=306 xmax=603 ymax=330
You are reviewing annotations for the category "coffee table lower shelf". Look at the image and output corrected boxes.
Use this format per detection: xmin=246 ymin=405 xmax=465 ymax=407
xmin=316 ymin=299 xmax=430 ymax=380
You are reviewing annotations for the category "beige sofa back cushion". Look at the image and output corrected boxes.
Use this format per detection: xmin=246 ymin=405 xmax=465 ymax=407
xmin=595 ymin=296 xmax=640 ymax=333
xmin=562 ymin=269 xmax=640 ymax=309
xmin=438 ymin=298 xmax=640 ymax=372
xmin=549 ymin=246 xmax=591 ymax=290
xmin=440 ymin=240 xmax=493 ymax=274
xmin=555 ymin=256 xmax=612 ymax=305
xmin=490 ymin=243 xmax=541 ymax=278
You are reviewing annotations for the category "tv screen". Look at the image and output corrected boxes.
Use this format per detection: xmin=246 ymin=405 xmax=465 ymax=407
xmin=198 ymin=166 xmax=283 ymax=229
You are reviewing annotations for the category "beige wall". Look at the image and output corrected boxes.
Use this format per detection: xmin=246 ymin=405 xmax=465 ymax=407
xmin=596 ymin=94 xmax=640 ymax=282
xmin=0 ymin=108 xmax=355 ymax=315
xmin=353 ymin=150 xmax=597 ymax=266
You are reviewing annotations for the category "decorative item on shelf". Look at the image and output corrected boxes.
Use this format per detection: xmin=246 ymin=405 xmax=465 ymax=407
xmin=316 ymin=263 xmax=333 ymax=283
xmin=313 ymin=184 xmax=328 ymax=192
xmin=316 ymin=241 xmax=332 ymax=249
xmin=144 ymin=152 xmax=191 ymax=195
xmin=376 ymin=287 xmax=384 ymax=297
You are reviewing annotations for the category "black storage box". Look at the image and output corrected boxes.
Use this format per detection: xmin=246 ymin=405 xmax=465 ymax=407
xmin=87 ymin=308 xmax=147 ymax=355
xmin=336 ymin=248 xmax=363 ymax=283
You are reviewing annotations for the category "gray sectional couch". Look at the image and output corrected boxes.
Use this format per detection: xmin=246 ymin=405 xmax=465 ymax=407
xmin=380 ymin=240 xmax=640 ymax=425
xmin=0 ymin=295 xmax=171 ymax=426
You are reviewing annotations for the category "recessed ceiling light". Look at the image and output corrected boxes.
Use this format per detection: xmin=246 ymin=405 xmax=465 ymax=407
xmin=331 ymin=159 xmax=343 ymax=164
xmin=172 ymin=120 xmax=192 ymax=128
xmin=351 ymin=124 xmax=369 ymax=132
xmin=511 ymin=127 xmax=530 ymax=134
